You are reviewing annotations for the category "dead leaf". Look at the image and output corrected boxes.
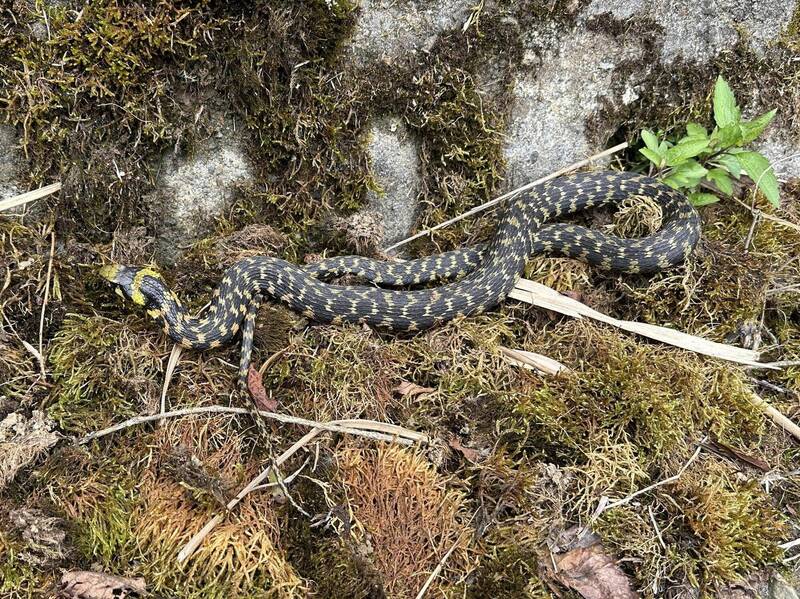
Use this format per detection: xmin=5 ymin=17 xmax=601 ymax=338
xmin=447 ymin=436 xmax=481 ymax=462
xmin=550 ymin=542 xmax=639 ymax=599
xmin=707 ymin=440 xmax=770 ymax=472
xmin=393 ymin=381 xmax=435 ymax=397
xmin=248 ymin=366 xmax=278 ymax=411
xmin=60 ymin=571 xmax=147 ymax=598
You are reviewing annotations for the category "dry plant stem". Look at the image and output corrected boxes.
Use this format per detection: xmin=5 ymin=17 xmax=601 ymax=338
xmin=383 ymin=142 xmax=628 ymax=252
xmin=177 ymin=425 xmax=325 ymax=563
xmin=780 ymin=538 xmax=800 ymax=551
xmin=498 ymin=345 xmax=568 ymax=375
xmin=748 ymin=392 xmax=800 ymax=442
xmin=732 ymin=196 xmax=800 ymax=234
xmin=414 ymin=511 xmax=477 ymax=599
xmin=510 ymin=278 xmax=765 ymax=366
xmin=160 ymin=344 xmax=183 ymax=419
xmin=0 ymin=182 xmax=61 ymax=212
xmin=37 ymin=230 xmax=55 ymax=378
xmin=587 ymin=437 xmax=706 ymax=531
xmin=78 ymin=406 xmax=427 ymax=445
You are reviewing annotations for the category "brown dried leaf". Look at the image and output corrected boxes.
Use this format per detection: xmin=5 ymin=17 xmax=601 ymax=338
xmin=552 ymin=543 xmax=639 ymax=599
xmin=393 ymin=381 xmax=435 ymax=397
xmin=447 ymin=436 xmax=481 ymax=463
xmin=247 ymin=366 xmax=278 ymax=412
xmin=60 ymin=571 xmax=147 ymax=598
xmin=707 ymin=440 xmax=770 ymax=472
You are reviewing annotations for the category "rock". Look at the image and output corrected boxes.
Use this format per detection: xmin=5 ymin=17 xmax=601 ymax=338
xmin=584 ymin=0 xmax=796 ymax=63
xmin=153 ymin=122 xmax=252 ymax=263
xmin=769 ymin=574 xmax=799 ymax=599
xmin=0 ymin=125 xmax=24 ymax=202
xmin=363 ymin=117 xmax=420 ymax=247
xmin=755 ymin=132 xmax=800 ymax=183
xmin=8 ymin=508 xmax=70 ymax=568
xmin=504 ymin=30 xmax=644 ymax=187
xmin=347 ymin=0 xmax=473 ymax=66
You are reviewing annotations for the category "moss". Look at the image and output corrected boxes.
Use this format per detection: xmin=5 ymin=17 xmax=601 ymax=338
xmin=503 ymin=321 xmax=764 ymax=462
xmin=47 ymin=314 xmax=163 ymax=433
xmin=0 ymin=530 xmax=50 ymax=599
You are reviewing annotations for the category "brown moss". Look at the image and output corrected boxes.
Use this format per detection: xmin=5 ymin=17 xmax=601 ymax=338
xmin=333 ymin=443 xmax=472 ymax=598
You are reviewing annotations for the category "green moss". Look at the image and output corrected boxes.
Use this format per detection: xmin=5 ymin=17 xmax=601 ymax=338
xmin=48 ymin=314 xmax=163 ymax=433
xmin=503 ymin=322 xmax=764 ymax=462
xmin=0 ymin=531 xmax=47 ymax=599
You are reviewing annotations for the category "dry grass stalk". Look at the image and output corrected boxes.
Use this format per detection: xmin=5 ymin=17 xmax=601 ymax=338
xmin=509 ymin=278 xmax=764 ymax=366
xmin=383 ymin=143 xmax=628 ymax=252
xmin=37 ymin=230 xmax=55 ymax=378
xmin=160 ymin=344 xmax=183 ymax=417
xmin=498 ymin=345 xmax=568 ymax=375
xmin=177 ymin=426 xmax=325 ymax=564
xmin=79 ymin=405 xmax=427 ymax=446
xmin=0 ymin=182 xmax=61 ymax=212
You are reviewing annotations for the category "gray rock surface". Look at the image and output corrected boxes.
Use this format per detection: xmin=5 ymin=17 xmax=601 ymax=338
xmin=584 ymin=0 xmax=797 ymax=63
xmin=364 ymin=117 xmax=420 ymax=246
xmin=347 ymin=0 xmax=472 ymax=66
xmin=756 ymin=132 xmax=800 ymax=183
xmin=504 ymin=30 xmax=644 ymax=187
xmin=0 ymin=125 xmax=24 ymax=201
xmin=153 ymin=123 xmax=252 ymax=263
xmin=770 ymin=574 xmax=800 ymax=599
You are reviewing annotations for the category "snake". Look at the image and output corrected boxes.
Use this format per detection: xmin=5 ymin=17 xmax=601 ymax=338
xmin=100 ymin=171 xmax=701 ymax=392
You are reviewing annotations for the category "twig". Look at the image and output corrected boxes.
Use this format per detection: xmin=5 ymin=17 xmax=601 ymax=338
xmin=587 ymin=437 xmax=705 ymax=528
xmin=160 ymin=344 xmax=183 ymax=419
xmin=648 ymin=505 xmax=666 ymax=550
xmin=383 ymin=143 xmax=628 ymax=252
xmin=779 ymin=538 xmax=800 ymax=551
xmin=414 ymin=511 xmax=476 ymax=599
xmin=36 ymin=230 xmax=55 ymax=378
xmin=732 ymin=196 xmax=800 ymax=234
xmin=177 ymin=425 xmax=325 ymax=563
xmin=78 ymin=405 xmax=428 ymax=445
xmin=0 ymin=182 xmax=61 ymax=212
xmin=748 ymin=392 xmax=800 ymax=442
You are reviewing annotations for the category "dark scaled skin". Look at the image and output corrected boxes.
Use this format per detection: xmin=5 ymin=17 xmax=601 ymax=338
xmin=101 ymin=171 xmax=701 ymax=391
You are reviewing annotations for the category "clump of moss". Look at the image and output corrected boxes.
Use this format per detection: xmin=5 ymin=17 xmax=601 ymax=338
xmin=0 ymin=2 xmax=230 ymax=237
xmin=326 ymin=443 xmax=471 ymax=598
xmin=48 ymin=314 xmax=163 ymax=433
xmin=505 ymin=321 xmax=764 ymax=461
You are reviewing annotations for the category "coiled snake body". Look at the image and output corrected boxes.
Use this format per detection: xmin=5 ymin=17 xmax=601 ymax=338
xmin=101 ymin=171 xmax=701 ymax=390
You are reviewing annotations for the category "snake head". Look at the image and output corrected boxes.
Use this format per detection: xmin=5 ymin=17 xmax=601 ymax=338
xmin=99 ymin=264 xmax=165 ymax=307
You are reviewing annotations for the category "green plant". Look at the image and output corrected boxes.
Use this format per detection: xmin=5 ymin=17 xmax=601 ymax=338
xmin=638 ymin=76 xmax=779 ymax=207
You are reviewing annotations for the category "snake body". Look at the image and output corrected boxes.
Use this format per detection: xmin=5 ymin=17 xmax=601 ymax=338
xmin=101 ymin=171 xmax=701 ymax=389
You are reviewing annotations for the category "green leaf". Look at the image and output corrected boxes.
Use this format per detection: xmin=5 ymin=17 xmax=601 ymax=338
xmin=639 ymin=147 xmax=664 ymax=167
xmin=705 ymin=168 xmax=734 ymax=195
xmin=737 ymin=151 xmax=780 ymax=206
xmin=686 ymin=123 xmax=708 ymax=138
xmin=662 ymin=159 xmax=708 ymax=189
xmin=740 ymin=109 xmax=776 ymax=144
xmin=665 ymin=137 xmax=710 ymax=166
xmin=689 ymin=192 xmax=720 ymax=207
xmin=713 ymin=153 xmax=742 ymax=178
xmin=641 ymin=129 xmax=660 ymax=153
xmin=712 ymin=124 xmax=743 ymax=148
xmin=713 ymin=76 xmax=740 ymax=128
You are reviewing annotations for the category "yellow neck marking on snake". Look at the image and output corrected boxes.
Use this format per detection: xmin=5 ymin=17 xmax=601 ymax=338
xmin=131 ymin=268 xmax=163 ymax=306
